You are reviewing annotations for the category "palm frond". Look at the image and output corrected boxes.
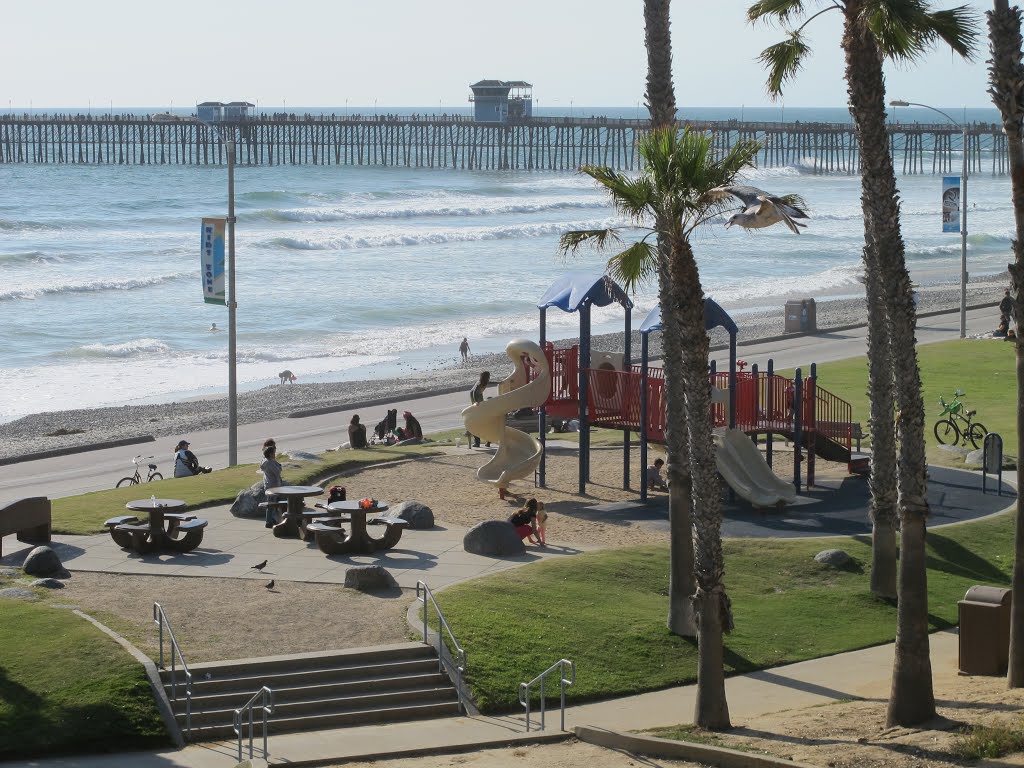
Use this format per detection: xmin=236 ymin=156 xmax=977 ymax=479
xmin=558 ymin=228 xmax=623 ymax=257
xmin=777 ymin=192 xmax=808 ymax=210
xmin=747 ymin=0 xmax=807 ymax=26
xmin=758 ymin=32 xmax=812 ymax=97
xmin=864 ymin=0 xmax=979 ymax=62
xmin=580 ymin=164 xmax=655 ymax=222
xmin=606 ymin=240 xmax=659 ymax=293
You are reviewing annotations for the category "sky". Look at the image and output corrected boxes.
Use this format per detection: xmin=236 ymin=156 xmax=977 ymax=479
xmin=1 ymin=0 xmax=1005 ymax=110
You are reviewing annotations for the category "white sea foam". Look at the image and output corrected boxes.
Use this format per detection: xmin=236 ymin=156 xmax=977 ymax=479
xmin=0 ymin=272 xmax=194 ymax=301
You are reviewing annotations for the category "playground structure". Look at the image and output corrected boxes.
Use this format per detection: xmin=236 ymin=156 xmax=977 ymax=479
xmin=462 ymin=272 xmax=862 ymax=505
xmin=461 ymin=339 xmax=551 ymax=498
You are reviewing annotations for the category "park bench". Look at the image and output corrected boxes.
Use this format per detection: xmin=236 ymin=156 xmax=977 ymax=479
xmin=0 ymin=497 xmax=52 ymax=558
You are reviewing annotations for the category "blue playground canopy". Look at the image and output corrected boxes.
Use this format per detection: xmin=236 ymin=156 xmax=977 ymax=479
xmin=637 ymin=298 xmax=738 ymax=336
xmin=537 ymin=270 xmax=634 ymax=312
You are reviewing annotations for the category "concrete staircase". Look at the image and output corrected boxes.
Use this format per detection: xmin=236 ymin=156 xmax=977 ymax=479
xmin=162 ymin=642 xmax=461 ymax=743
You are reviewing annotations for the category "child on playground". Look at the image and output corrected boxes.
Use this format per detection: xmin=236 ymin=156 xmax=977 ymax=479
xmin=646 ymin=458 xmax=668 ymax=491
xmin=508 ymin=498 xmax=544 ymax=546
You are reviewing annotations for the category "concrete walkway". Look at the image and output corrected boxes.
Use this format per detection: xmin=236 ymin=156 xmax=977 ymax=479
xmin=1 ymin=630 xmax=964 ymax=767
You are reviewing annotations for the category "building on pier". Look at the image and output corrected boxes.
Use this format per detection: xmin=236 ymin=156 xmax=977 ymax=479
xmin=469 ymin=80 xmax=532 ymax=123
xmin=196 ymin=101 xmax=254 ymax=123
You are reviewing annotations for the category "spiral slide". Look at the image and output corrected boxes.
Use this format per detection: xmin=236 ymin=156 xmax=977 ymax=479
xmin=714 ymin=427 xmax=797 ymax=507
xmin=462 ymin=339 xmax=551 ymax=493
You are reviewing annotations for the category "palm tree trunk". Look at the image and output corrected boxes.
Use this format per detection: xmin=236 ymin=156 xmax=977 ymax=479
xmin=841 ymin=3 xmax=934 ymax=725
xmin=643 ymin=0 xmax=677 ymax=128
xmin=659 ymin=249 xmax=697 ymax=637
xmin=864 ymin=267 xmax=898 ymax=600
xmin=987 ymin=0 xmax=1024 ymax=688
xmin=668 ymin=237 xmax=731 ymax=730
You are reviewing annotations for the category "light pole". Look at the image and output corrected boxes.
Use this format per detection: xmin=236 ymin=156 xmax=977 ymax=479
xmin=891 ymin=99 xmax=968 ymax=338
xmin=194 ymin=117 xmax=239 ymax=465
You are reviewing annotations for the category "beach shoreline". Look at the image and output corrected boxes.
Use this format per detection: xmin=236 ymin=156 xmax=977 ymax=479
xmin=0 ymin=275 xmax=1007 ymax=462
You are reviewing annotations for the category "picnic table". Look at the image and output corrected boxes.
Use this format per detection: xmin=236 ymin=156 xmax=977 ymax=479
xmin=306 ymin=500 xmax=408 ymax=555
xmin=104 ymin=498 xmax=208 ymax=554
xmin=265 ymin=485 xmax=326 ymax=539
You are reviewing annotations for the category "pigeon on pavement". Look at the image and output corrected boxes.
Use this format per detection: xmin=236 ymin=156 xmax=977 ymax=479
xmin=251 ymin=560 xmax=268 ymax=571
xmin=704 ymin=185 xmax=809 ymax=234
xmin=265 ymin=579 xmax=275 ymax=590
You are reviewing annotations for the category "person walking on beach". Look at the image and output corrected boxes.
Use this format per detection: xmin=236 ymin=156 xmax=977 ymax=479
xmin=459 ymin=337 xmax=471 ymax=362
xmin=173 ymin=440 xmax=211 ymax=478
xmin=468 ymin=371 xmax=490 ymax=448
xmin=259 ymin=443 xmax=284 ymax=528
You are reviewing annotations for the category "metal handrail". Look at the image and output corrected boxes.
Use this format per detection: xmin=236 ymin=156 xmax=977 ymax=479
xmin=416 ymin=581 xmax=466 ymax=713
xmin=234 ymin=686 xmax=274 ymax=763
xmin=518 ymin=659 xmax=575 ymax=732
xmin=152 ymin=602 xmax=193 ymax=737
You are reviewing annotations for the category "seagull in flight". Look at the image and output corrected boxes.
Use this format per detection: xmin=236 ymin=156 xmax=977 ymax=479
xmin=704 ymin=185 xmax=809 ymax=234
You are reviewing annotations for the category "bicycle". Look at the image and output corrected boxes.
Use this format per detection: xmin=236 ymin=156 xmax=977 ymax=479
xmin=934 ymin=389 xmax=988 ymax=449
xmin=116 ymin=455 xmax=163 ymax=488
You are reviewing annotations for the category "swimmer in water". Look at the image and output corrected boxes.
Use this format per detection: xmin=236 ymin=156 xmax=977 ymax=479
xmin=210 ymin=323 xmax=220 ymax=332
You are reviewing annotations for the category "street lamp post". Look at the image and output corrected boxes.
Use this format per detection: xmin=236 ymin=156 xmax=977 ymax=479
xmin=890 ymin=99 xmax=968 ymax=338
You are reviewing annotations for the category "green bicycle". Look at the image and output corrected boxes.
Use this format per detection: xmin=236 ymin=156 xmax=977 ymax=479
xmin=934 ymin=389 xmax=988 ymax=449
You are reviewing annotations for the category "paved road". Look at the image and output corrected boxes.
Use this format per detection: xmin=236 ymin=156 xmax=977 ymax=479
xmin=0 ymin=305 xmax=998 ymax=500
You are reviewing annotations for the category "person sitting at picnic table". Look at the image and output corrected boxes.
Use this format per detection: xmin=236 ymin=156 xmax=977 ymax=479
xmin=403 ymin=411 xmax=423 ymax=440
xmin=348 ymin=415 xmax=368 ymax=449
xmin=260 ymin=443 xmax=284 ymax=528
xmin=173 ymin=440 xmax=211 ymax=478
xmin=646 ymin=458 xmax=668 ymax=491
xmin=508 ymin=498 xmax=544 ymax=546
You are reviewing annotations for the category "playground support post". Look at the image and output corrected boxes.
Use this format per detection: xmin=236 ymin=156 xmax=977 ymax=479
xmin=623 ymin=307 xmax=632 ymax=490
xmin=808 ymin=363 xmax=817 ymax=488
xmin=538 ymin=309 xmax=547 ymax=488
xmin=579 ymin=305 xmax=591 ymax=494
xmin=793 ymin=369 xmax=803 ymax=493
xmin=766 ymin=359 xmax=774 ymax=467
xmin=639 ymin=333 xmax=649 ymax=502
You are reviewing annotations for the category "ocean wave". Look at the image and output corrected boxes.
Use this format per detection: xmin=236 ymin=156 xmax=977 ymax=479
xmin=0 ymin=272 xmax=192 ymax=301
xmin=0 ymin=250 xmax=67 ymax=266
xmin=73 ymin=338 xmax=172 ymax=358
xmin=707 ymin=262 xmax=865 ymax=303
xmin=248 ymin=198 xmax=608 ymax=223
xmin=262 ymin=218 xmax=619 ymax=251
xmin=0 ymin=217 xmax=67 ymax=232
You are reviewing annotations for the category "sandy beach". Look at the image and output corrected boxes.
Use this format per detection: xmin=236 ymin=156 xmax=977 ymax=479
xmin=0 ymin=275 xmax=1006 ymax=462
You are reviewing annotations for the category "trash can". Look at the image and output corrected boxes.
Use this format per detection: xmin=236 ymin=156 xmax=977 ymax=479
xmin=958 ymin=585 xmax=1011 ymax=675
xmin=784 ymin=298 xmax=817 ymax=333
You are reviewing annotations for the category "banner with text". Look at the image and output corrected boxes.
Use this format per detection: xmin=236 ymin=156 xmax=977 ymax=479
xmin=200 ymin=217 xmax=226 ymax=305
xmin=942 ymin=176 xmax=961 ymax=234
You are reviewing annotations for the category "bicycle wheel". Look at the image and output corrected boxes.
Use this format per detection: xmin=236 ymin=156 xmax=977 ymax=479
xmin=147 ymin=473 xmax=164 ymax=483
xmin=933 ymin=419 xmax=960 ymax=446
xmin=966 ymin=423 xmax=988 ymax=450
xmin=116 ymin=476 xmax=139 ymax=488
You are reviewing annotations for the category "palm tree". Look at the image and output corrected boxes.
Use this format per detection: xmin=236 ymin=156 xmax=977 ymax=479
xmin=641 ymin=0 xmax=698 ymax=638
xmin=987 ymin=0 xmax=1024 ymax=689
xmin=748 ymin=0 xmax=977 ymax=726
xmin=560 ymin=127 xmax=764 ymax=729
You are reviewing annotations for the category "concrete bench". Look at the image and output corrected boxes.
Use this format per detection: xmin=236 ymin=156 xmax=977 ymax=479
xmin=1 ymin=497 xmax=52 ymax=558
xmin=369 ymin=516 xmax=409 ymax=528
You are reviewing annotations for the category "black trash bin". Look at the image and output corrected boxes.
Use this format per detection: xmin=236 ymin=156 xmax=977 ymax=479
xmin=784 ymin=298 xmax=816 ymax=333
xmin=958 ymin=585 xmax=1011 ymax=675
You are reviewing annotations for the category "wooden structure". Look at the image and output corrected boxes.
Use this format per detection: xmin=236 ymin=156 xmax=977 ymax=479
xmin=0 ymin=115 xmax=1010 ymax=173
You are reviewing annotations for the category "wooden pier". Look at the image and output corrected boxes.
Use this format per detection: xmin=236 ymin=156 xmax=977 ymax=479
xmin=0 ymin=115 xmax=1008 ymax=174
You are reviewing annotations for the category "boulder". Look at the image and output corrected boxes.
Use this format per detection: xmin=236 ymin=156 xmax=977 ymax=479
xmin=0 ymin=567 xmax=19 ymax=578
xmin=30 ymin=578 xmax=65 ymax=589
xmin=230 ymin=482 xmax=266 ymax=519
xmin=23 ymin=546 xmax=68 ymax=578
xmin=287 ymin=450 xmax=320 ymax=461
xmin=814 ymin=549 xmax=851 ymax=568
xmin=344 ymin=565 xmax=397 ymax=591
xmin=464 ymin=521 xmax=526 ymax=557
xmin=966 ymin=447 xmax=1016 ymax=470
xmin=393 ymin=501 xmax=434 ymax=530
xmin=0 ymin=587 xmax=37 ymax=601
xmin=936 ymin=444 xmax=970 ymax=459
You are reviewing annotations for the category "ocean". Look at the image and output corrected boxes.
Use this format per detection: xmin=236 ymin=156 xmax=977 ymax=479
xmin=0 ymin=106 xmax=1013 ymax=423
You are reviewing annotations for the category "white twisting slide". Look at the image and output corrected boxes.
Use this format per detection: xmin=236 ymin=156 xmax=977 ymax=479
xmin=713 ymin=427 xmax=797 ymax=507
xmin=462 ymin=339 xmax=551 ymax=494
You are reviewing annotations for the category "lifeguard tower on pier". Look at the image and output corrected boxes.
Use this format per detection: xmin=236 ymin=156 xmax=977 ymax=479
xmin=469 ymin=80 xmax=533 ymax=123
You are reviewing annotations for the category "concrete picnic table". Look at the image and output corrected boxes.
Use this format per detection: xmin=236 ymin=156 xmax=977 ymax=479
xmin=307 ymin=500 xmax=408 ymax=555
xmin=104 ymin=498 xmax=208 ymax=553
xmin=265 ymin=485 xmax=325 ymax=539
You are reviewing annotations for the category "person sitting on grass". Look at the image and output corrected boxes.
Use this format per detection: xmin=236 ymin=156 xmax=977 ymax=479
xmin=646 ymin=458 xmax=668 ymax=491
xmin=348 ymin=415 xmax=368 ymax=449
xmin=508 ymin=498 xmax=544 ymax=546
xmin=173 ymin=440 xmax=211 ymax=478
xmin=402 ymin=410 xmax=423 ymax=440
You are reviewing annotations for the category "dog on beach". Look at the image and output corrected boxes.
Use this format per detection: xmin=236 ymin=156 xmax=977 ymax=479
xmin=374 ymin=409 xmax=398 ymax=441
xmin=278 ymin=370 xmax=297 ymax=385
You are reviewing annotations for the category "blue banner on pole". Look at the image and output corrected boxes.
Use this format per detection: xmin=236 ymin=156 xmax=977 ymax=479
xmin=200 ymin=217 xmax=226 ymax=305
xmin=942 ymin=176 xmax=961 ymax=233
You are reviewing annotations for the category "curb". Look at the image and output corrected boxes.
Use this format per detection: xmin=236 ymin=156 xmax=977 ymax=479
xmin=0 ymin=434 xmax=155 ymax=467
xmin=288 ymin=384 xmax=473 ymax=419
xmin=574 ymin=725 xmax=823 ymax=768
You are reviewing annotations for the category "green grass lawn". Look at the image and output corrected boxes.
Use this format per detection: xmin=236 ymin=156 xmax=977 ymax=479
xmin=782 ymin=339 xmax=1016 ymax=464
xmin=0 ymin=598 xmax=169 ymax=759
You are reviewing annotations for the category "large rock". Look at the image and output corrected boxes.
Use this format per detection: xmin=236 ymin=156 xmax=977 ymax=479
xmin=230 ymin=482 xmax=266 ymax=519
xmin=0 ymin=587 xmax=37 ymax=601
xmin=464 ymin=521 xmax=526 ymax=557
xmin=966 ymin=447 xmax=1016 ymax=470
xmin=344 ymin=565 xmax=397 ymax=591
xmin=287 ymin=450 xmax=320 ymax=461
xmin=30 ymin=578 xmax=65 ymax=589
xmin=393 ymin=501 xmax=434 ymax=530
xmin=814 ymin=549 xmax=851 ymax=568
xmin=23 ymin=546 xmax=68 ymax=578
